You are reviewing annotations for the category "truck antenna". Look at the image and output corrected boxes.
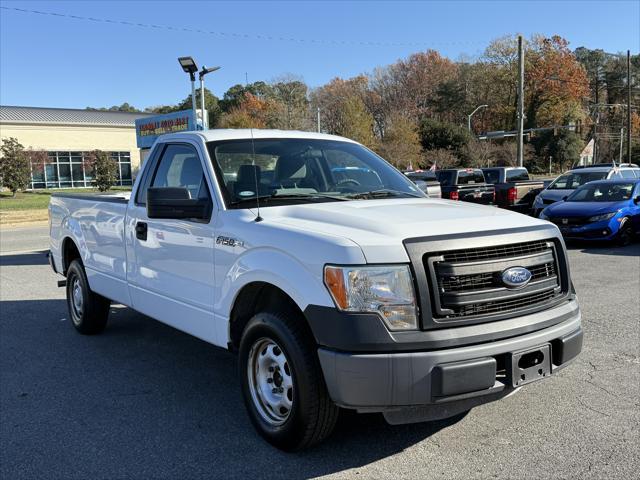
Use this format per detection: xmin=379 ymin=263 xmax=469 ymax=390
xmin=249 ymin=127 xmax=263 ymax=222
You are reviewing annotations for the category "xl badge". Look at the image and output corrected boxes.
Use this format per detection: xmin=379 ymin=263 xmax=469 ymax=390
xmin=501 ymin=267 xmax=532 ymax=289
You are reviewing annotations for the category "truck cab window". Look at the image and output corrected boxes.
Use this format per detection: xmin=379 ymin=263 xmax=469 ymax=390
xmin=482 ymin=169 xmax=500 ymax=184
xmin=152 ymin=144 xmax=210 ymax=201
xmin=506 ymin=168 xmax=529 ymax=182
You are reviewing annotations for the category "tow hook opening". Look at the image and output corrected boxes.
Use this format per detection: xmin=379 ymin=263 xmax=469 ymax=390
xmin=518 ymin=350 xmax=544 ymax=370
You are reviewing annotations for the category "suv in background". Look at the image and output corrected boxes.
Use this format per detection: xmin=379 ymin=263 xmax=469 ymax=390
xmin=533 ymin=164 xmax=640 ymax=217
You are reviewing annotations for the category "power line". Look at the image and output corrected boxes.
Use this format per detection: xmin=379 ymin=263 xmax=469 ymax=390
xmin=0 ymin=6 xmax=486 ymax=48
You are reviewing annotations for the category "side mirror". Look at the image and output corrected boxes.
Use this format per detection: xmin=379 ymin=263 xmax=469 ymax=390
xmin=634 ymin=195 xmax=640 ymax=205
xmin=147 ymin=187 xmax=211 ymax=220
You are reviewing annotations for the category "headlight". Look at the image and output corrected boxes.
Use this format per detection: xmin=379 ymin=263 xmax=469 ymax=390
xmin=588 ymin=212 xmax=616 ymax=222
xmin=324 ymin=265 xmax=417 ymax=331
xmin=534 ymin=196 xmax=543 ymax=205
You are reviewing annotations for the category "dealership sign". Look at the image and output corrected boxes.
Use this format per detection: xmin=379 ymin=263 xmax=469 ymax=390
xmin=135 ymin=110 xmax=196 ymax=148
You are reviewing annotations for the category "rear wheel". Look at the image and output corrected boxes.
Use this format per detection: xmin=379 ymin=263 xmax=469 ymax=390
xmin=66 ymin=259 xmax=110 ymax=334
xmin=616 ymin=220 xmax=634 ymax=246
xmin=239 ymin=311 xmax=338 ymax=451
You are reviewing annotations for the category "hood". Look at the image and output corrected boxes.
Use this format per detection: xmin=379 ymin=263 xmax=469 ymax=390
xmin=261 ymin=198 xmax=549 ymax=263
xmin=539 ymin=189 xmax=571 ymax=202
xmin=545 ymin=201 xmax=624 ymax=218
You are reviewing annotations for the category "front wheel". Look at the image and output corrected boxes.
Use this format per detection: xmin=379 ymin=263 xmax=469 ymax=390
xmin=238 ymin=311 xmax=338 ymax=451
xmin=616 ymin=220 xmax=634 ymax=246
xmin=66 ymin=259 xmax=110 ymax=334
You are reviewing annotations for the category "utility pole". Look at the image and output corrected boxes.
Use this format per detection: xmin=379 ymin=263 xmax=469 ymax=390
xmin=316 ymin=107 xmax=321 ymax=133
xmin=516 ymin=35 xmax=525 ymax=167
xmin=627 ymin=50 xmax=631 ymax=163
xmin=593 ymin=69 xmax=599 ymax=164
xmin=619 ymin=127 xmax=624 ymax=163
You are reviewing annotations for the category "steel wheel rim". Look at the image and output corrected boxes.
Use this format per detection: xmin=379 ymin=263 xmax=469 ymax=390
xmin=247 ymin=337 xmax=294 ymax=426
xmin=70 ymin=277 xmax=83 ymax=323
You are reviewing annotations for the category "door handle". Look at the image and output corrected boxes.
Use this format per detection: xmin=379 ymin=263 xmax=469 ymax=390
xmin=135 ymin=222 xmax=148 ymax=241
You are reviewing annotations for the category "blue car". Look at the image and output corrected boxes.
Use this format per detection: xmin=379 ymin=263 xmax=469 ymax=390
xmin=540 ymin=179 xmax=640 ymax=245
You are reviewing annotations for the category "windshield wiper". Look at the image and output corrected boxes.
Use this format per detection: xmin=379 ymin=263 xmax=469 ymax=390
xmin=343 ymin=189 xmax=423 ymax=199
xmin=229 ymin=192 xmax=347 ymax=206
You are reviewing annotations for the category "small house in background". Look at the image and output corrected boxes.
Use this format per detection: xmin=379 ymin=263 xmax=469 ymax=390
xmin=577 ymin=138 xmax=594 ymax=166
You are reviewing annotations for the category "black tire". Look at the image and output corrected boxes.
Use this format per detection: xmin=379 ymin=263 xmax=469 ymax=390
xmin=616 ymin=220 xmax=634 ymax=246
xmin=65 ymin=259 xmax=110 ymax=335
xmin=238 ymin=311 xmax=338 ymax=451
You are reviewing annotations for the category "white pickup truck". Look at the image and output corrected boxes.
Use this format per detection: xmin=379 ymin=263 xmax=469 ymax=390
xmin=49 ymin=130 xmax=583 ymax=450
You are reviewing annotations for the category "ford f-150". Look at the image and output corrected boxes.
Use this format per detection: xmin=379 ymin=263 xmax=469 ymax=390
xmin=49 ymin=129 xmax=583 ymax=451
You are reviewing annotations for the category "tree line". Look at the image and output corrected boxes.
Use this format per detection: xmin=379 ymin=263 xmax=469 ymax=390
xmin=91 ymin=33 xmax=639 ymax=172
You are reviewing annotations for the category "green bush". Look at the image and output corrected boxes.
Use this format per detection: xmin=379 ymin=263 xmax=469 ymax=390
xmin=0 ymin=137 xmax=30 ymax=197
xmin=86 ymin=150 xmax=119 ymax=192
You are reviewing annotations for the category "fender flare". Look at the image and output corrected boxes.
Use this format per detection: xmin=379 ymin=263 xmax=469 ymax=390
xmin=217 ymin=247 xmax=335 ymax=322
xmin=60 ymin=216 xmax=88 ymax=272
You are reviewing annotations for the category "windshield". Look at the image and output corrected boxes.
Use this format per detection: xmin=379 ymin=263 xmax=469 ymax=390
xmin=548 ymin=171 xmax=608 ymax=190
xmin=206 ymin=138 xmax=424 ymax=207
xmin=567 ymin=183 xmax=635 ymax=202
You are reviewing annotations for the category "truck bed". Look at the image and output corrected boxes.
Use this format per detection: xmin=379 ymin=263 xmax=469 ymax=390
xmin=49 ymin=192 xmax=130 ymax=305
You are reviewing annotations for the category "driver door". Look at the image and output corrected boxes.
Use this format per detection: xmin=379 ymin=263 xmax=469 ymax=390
xmin=127 ymin=142 xmax=217 ymax=344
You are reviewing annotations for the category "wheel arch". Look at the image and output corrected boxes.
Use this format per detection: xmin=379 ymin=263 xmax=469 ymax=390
xmin=228 ymin=281 xmax=315 ymax=351
xmin=61 ymin=236 xmax=82 ymax=275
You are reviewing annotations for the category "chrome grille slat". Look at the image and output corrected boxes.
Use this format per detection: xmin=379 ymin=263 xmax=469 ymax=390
xmin=438 ymin=262 xmax=556 ymax=293
xmin=425 ymin=239 xmax=563 ymax=320
xmin=440 ymin=239 xmax=549 ymax=263
xmin=453 ymin=290 xmax=557 ymax=317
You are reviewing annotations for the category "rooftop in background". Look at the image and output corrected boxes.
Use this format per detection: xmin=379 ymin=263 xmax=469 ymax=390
xmin=0 ymin=105 xmax=153 ymax=127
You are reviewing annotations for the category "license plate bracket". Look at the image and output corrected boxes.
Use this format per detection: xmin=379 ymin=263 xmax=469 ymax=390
xmin=507 ymin=344 xmax=551 ymax=388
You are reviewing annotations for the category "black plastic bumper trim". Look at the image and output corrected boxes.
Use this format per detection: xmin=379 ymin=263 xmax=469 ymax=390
xmin=303 ymin=299 xmax=580 ymax=353
xmin=552 ymin=327 xmax=583 ymax=366
xmin=432 ymin=357 xmax=497 ymax=397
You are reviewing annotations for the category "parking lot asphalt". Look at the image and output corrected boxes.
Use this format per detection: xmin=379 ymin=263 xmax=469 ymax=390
xmin=1 ymin=226 xmax=639 ymax=480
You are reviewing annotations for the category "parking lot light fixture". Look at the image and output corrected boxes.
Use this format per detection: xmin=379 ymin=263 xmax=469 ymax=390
xmin=468 ymin=104 xmax=489 ymax=133
xmin=178 ymin=56 xmax=199 ymax=129
xmin=198 ymin=65 xmax=221 ymax=130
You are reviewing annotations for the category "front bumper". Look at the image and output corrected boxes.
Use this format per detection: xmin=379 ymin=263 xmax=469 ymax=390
xmin=317 ymin=310 xmax=582 ymax=419
xmin=555 ymin=219 xmax=619 ymax=241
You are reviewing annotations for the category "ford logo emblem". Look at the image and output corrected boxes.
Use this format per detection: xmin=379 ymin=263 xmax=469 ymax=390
xmin=501 ymin=267 xmax=532 ymax=289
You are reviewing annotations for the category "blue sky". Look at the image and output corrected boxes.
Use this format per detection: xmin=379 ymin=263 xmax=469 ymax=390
xmin=1 ymin=0 xmax=638 ymax=110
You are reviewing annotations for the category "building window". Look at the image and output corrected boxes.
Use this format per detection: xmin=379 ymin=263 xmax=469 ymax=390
xmin=29 ymin=151 xmax=133 ymax=189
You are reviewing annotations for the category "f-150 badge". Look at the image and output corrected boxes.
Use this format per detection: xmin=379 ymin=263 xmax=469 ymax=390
xmin=216 ymin=236 xmax=244 ymax=247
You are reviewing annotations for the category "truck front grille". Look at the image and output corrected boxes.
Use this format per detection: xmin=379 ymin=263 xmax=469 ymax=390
xmin=424 ymin=239 xmax=564 ymax=322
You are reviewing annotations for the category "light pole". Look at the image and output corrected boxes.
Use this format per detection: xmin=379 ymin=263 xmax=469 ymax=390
xmin=178 ymin=57 xmax=198 ymax=129
xmin=467 ymin=104 xmax=488 ymax=133
xmin=199 ymin=65 xmax=220 ymax=130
